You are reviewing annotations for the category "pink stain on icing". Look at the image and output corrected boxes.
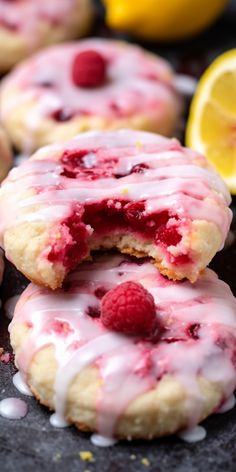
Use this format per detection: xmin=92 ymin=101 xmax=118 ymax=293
xmin=10 ymin=255 xmax=236 ymax=439
xmin=0 ymin=130 xmax=232 ymax=276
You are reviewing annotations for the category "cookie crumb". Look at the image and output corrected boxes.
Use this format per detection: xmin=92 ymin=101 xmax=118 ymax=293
xmin=79 ymin=451 xmax=95 ymax=462
xmin=135 ymin=140 xmax=143 ymax=149
xmin=122 ymin=187 xmax=129 ymax=195
xmin=141 ymin=458 xmax=150 ymax=467
xmin=53 ymin=452 xmax=62 ymax=462
xmin=54 ymin=233 xmax=61 ymax=240
xmin=0 ymin=351 xmax=13 ymax=363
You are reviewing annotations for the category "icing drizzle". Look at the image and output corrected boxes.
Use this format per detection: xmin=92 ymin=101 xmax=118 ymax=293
xmin=0 ymin=130 xmax=231 ymax=282
xmin=10 ymin=254 xmax=236 ymax=439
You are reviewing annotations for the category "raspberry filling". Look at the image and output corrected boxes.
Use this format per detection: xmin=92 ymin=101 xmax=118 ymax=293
xmin=83 ymin=200 xmax=174 ymax=241
xmin=47 ymin=204 xmax=88 ymax=270
xmin=45 ymin=150 xmax=191 ymax=271
xmin=51 ymin=109 xmax=75 ymax=122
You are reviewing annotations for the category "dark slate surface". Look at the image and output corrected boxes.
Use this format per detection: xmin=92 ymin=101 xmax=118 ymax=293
xmin=1 ymin=1 xmax=236 ymax=471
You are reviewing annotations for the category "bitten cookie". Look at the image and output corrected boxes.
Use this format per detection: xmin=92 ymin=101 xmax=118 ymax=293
xmin=10 ymin=254 xmax=236 ymax=440
xmin=0 ymin=39 xmax=181 ymax=152
xmin=0 ymin=126 xmax=12 ymax=182
xmin=0 ymin=0 xmax=94 ymax=73
xmin=0 ymin=130 xmax=231 ymax=288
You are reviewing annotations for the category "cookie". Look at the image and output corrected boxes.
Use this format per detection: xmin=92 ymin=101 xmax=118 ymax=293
xmin=0 ymin=126 xmax=12 ymax=182
xmin=10 ymin=254 xmax=236 ymax=440
xmin=0 ymin=0 xmax=94 ymax=73
xmin=0 ymin=130 xmax=231 ymax=288
xmin=0 ymin=39 xmax=181 ymax=152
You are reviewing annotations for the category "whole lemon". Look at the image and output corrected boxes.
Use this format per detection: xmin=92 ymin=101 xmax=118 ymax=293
xmin=103 ymin=0 xmax=229 ymax=42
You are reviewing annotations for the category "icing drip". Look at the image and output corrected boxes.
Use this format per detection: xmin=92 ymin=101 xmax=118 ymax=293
xmin=178 ymin=425 xmax=206 ymax=443
xmin=174 ymin=74 xmax=197 ymax=96
xmin=49 ymin=413 xmax=69 ymax=428
xmin=0 ymin=398 xmax=27 ymax=420
xmin=13 ymin=372 xmax=33 ymax=396
xmin=10 ymin=255 xmax=236 ymax=439
xmin=14 ymin=154 xmax=30 ymax=167
xmin=91 ymin=434 xmax=117 ymax=447
xmin=217 ymin=394 xmax=235 ymax=414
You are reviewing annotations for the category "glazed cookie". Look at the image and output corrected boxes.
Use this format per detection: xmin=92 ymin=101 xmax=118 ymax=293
xmin=0 ymin=126 xmax=12 ymax=182
xmin=0 ymin=39 xmax=181 ymax=152
xmin=10 ymin=254 xmax=236 ymax=440
xmin=0 ymin=0 xmax=94 ymax=73
xmin=0 ymin=130 xmax=231 ymax=288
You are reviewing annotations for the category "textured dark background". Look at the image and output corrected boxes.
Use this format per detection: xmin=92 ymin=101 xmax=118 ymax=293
xmin=1 ymin=1 xmax=236 ymax=471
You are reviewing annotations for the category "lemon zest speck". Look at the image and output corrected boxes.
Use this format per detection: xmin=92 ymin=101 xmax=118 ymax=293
xmin=79 ymin=451 xmax=95 ymax=462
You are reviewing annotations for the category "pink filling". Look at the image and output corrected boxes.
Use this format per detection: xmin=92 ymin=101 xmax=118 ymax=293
xmin=45 ymin=150 xmax=191 ymax=271
xmin=47 ymin=203 xmax=88 ymax=270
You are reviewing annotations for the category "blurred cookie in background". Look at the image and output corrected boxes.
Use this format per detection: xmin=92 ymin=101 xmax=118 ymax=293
xmin=0 ymin=126 xmax=12 ymax=182
xmin=0 ymin=38 xmax=182 ymax=153
xmin=0 ymin=0 xmax=94 ymax=73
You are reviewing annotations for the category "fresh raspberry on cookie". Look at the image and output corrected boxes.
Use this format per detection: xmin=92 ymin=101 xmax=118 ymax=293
xmin=101 ymin=281 xmax=157 ymax=335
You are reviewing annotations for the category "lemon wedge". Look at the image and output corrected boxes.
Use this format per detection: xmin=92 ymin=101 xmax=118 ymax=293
xmin=186 ymin=49 xmax=236 ymax=194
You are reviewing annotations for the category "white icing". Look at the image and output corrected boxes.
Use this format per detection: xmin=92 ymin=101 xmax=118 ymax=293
xmin=49 ymin=413 xmax=69 ymax=428
xmin=0 ymin=397 xmax=27 ymax=420
xmin=4 ymin=295 xmax=21 ymax=320
xmin=178 ymin=425 xmax=206 ymax=443
xmin=0 ymin=130 xmax=231 ymax=271
xmin=13 ymin=372 xmax=33 ymax=396
xmin=91 ymin=434 xmax=117 ymax=447
xmin=174 ymin=74 xmax=197 ymax=96
xmin=10 ymin=255 xmax=236 ymax=439
xmin=217 ymin=394 xmax=235 ymax=414
xmin=14 ymin=154 xmax=30 ymax=167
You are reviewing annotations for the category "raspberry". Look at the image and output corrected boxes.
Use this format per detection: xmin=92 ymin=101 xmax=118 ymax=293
xmin=71 ymin=50 xmax=107 ymax=88
xmin=101 ymin=281 xmax=157 ymax=336
xmin=156 ymin=226 xmax=181 ymax=246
